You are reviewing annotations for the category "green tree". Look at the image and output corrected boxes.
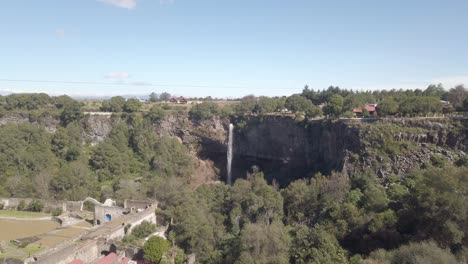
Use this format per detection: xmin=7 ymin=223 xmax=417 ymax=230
xmin=463 ymin=97 xmax=468 ymax=111
xmin=132 ymin=220 xmax=157 ymax=239
xmin=171 ymin=193 xmax=222 ymax=263
xmin=305 ymin=105 xmax=323 ymax=118
xmin=445 ymin=85 xmax=467 ymax=110
xmin=234 ymin=95 xmax=257 ymax=115
xmin=230 ymin=172 xmax=284 ymax=226
xmin=160 ymin=92 xmax=172 ymax=101
xmin=149 ymin=92 xmax=160 ymax=102
xmin=151 ymin=137 xmax=194 ymax=177
xmin=100 ymin=96 xmax=126 ymax=112
xmin=144 ymin=236 xmax=171 ymax=264
xmin=124 ymin=98 xmax=143 ymax=113
xmin=60 ymin=102 xmax=82 ymax=126
xmin=253 ymin=96 xmax=279 ymax=114
xmin=366 ymin=241 xmax=459 ymax=264
xmin=27 ymin=199 xmax=44 ymax=212
xmin=54 ymin=95 xmax=77 ymax=109
xmin=424 ymin=83 xmax=445 ymax=97
xmin=323 ymin=94 xmax=344 ymax=117
xmin=399 ymin=166 xmax=468 ymax=249
xmin=237 ymin=221 xmax=290 ymax=264
xmin=290 ymin=225 xmax=349 ymax=264
xmin=189 ymin=102 xmax=219 ymax=120
xmin=145 ymin=105 xmax=165 ymax=123
xmin=285 ymin=95 xmax=313 ymax=113
xmin=377 ymin=97 xmax=399 ymax=116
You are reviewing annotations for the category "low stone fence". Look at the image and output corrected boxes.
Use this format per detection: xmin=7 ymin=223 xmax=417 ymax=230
xmin=0 ymin=198 xmax=82 ymax=212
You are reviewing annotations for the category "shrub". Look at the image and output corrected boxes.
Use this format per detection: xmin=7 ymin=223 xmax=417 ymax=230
xmin=367 ymin=241 xmax=459 ymax=264
xmin=189 ymin=102 xmax=219 ymax=120
xmin=132 ymin=221 xmax=157 ymax=239
xmin=144 ymin=236 xmax=170 ymax=264
xmin=51 ymin=208 xmax=63 ymax=216
xmin=19 ymin=241 xmax=30 ymax=248
xmin=122 ymin=234 xmax=137 ymax=245
xmin=0 ymin=202 xmax=4 ymax=210
xmin=27 ymin=200 xmax=44 ymax=212
xmin=455 ymin=156 xmax=468 ymax=167
xmin=430 ymin=154 xmax=447 ymax=168
xmin=17 ymin=200 xmax=26 ymax=211
xmin=161 ymin=104 xmax=172 ymax=110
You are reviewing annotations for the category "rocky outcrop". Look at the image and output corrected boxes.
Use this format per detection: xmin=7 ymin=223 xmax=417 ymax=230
xmin=230 ymin=117 xmax=361 ymax=184
xmin=81 ymin=114 xmax=120 ymax=144
xmin=72 ymin=114 xmax=468 ymax=184
xmin=2 ymin=111 xmax=466 ymax=185
xmin=229 ymin=116 xmax=467 ymax=185
xmin=0 ymin=113 xmax=59 ymax=132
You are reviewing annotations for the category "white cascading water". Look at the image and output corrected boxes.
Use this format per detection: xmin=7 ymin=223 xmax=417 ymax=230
xmin=227 ymin=123 xmax=234 ymax=185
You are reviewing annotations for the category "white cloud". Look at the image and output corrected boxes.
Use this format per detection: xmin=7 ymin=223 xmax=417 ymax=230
xmin=105 ymin=72 xmax=130 ymax=79
xmin=98 ymin=0 xmax=137 ymax=9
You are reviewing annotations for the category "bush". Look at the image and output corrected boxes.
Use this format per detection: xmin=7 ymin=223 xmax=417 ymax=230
xmin=430 ymin=154 xmax=446 ymax=168
xmin=455 ymin=156 xmax=468 ymax=167
xmin=189 ymin=102 xmax=219 ymax=120
xmin=122 ymin=234 xmax=137 ymax=245
xmin=132 ymin=220 xmax=157 ymax=239
xmin=17 ymin=200 xmax=26 ymax=211
xmin=144 ymin=236 xmax=170 ymax=264
xmin=161 ymin=104 xmax=172 ymax=110
xmin=19 ymin=241 xmax=30 ymax=248
xmin=0 ymin=202 xmax=4 ymax=210
xmin=27 ymin=200 xmax=44 ymax=212
xmin=145 ymin=106 xmax=165 ymax=123
xmin=367 ymin=241 xmax=459 ymax=264
xmin=51 ymin=208 xmax=63 ymax=216
xmin=123 ymin=98 xmax=143 ymax=113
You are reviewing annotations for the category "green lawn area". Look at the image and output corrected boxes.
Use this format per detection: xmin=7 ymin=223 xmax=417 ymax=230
xmin=0 ymin=210 xmax=50 ymax=218
xmin=0 ymin=243 xmax=45 ymax=260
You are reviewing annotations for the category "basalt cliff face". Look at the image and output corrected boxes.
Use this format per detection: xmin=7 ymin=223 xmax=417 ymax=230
xmin=1 ymin=113 xmax=466 ymax=185
xmin=229 ymin=116 xmax=467 ymax=184
xmin=231 ymin=117 xmax=361 ymax=184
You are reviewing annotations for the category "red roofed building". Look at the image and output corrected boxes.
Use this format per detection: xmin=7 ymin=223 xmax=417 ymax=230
xmin=353 ymin=104 xmax=378 ymax=117
xmin=169 ymin=96 xmax=189 ymax=104
xmin=69 ymin=260 xmax=84 ymax=264
xmin=95 ymin=253 xmax=117 ymax=264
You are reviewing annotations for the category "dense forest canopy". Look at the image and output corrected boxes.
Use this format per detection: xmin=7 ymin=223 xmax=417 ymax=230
xmin=0 ymin=87 xmax=467 ymax=263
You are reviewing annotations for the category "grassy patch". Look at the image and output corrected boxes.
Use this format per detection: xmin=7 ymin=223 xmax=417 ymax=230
xmin=361 ymin=122 xmax=423 ymax=156
xmin=0 ymin=210 xmax=50 ymax=218
xmin=23 ymin=244 xmax=43 ymax=255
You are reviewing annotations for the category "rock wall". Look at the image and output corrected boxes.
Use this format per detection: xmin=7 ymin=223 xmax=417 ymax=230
xmin=228 ymin=116 xmax=467 ymax=185
xmin=2 ymin=111 xmax=466 ymax=186
xmin=229 ymin=117 xmax=361 ymax=185
xmin=0 ymin=197 xmax=82 ymax=212
xmin=81 ymin=113 xmax=120 ymax=144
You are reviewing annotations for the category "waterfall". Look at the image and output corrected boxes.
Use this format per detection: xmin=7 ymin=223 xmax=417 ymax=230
xmin=227 ymin=123 xmax=234 ymax=185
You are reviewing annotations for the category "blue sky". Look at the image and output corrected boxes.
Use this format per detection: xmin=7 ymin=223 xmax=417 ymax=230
xmin=0 ymin=0 xmax=467 ymax=98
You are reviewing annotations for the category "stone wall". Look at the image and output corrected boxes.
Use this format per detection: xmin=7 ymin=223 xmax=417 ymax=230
xmin=34 ymin=206 xmax=157 ymax=264
xmin=35 ymin=239 xmax=100 ymax=264
xmin=0 ymin=198 xmax=82 ymax=212
xmin=94 ymin=205 xmax=128 ymax=225
xmin=124 ymin=199 xmax=157 ymax=210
